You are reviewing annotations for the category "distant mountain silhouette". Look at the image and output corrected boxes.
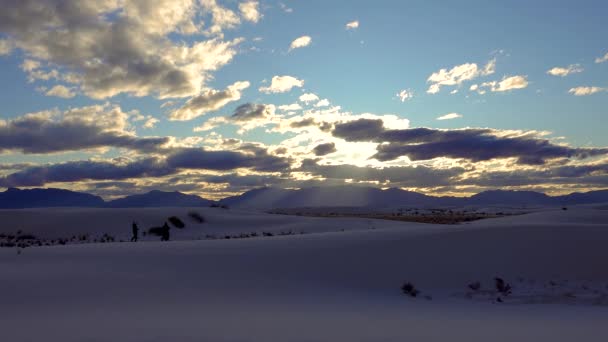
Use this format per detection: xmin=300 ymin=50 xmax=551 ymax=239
xmin=1 ymin=186 xmax=607 ymax=209
xmin=104 ymin=190 xmax=215 ymax=208
xmin=0 ymin=187 xmax=104 ymax=208
xmin=467 ymin=190 xmax=552 ymax=206
xmin=220 ymin=186 xmax=608 ymax=209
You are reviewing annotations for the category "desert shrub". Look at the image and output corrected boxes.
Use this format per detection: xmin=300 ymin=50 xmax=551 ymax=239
xmin=16 ymin=234 xmax=37 ymax=241
xmin=148 ymin=223 xmax=170 ymax=241
xmin=495 ymin=277 xmax=512 ymax=295
xmin=401 ymin=282 xmax=420 ymax=297
xmin=168 ymin=216 xmax=186 ymax=228
xmin=468 ymin=281 xmax=481 ymax=291
xmin=188 ymin=211 xmax=205 ymax=223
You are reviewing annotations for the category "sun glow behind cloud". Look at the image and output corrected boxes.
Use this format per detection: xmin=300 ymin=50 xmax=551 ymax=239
xmin=0 ymin=1 xmax=606 ymax=199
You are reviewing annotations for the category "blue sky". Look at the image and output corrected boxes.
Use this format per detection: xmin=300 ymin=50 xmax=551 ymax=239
xmin=0 ymin=0 xmax=607 ymax=198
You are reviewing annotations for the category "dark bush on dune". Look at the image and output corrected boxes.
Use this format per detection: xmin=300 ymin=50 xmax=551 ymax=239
xmin=148 ymin=222 xmax=171 ymax=241
xmin=401 ymin=282 xmax=420 ymax=297
xmin=168 ymin=216 xmax=185 ymax=228
xmin=495 ymin=277 xmax=512 ymax=295
xmin=468 ymin=281 xmax=481 ymax=291
xmin=188 ymin=211 xmax=205 ymax=223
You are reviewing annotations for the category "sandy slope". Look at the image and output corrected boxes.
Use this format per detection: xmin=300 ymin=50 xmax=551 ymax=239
xmin=1 ymin=207 xmax=608 ymax=341
xmin=0 ymin=206 xmax=421 ymax=240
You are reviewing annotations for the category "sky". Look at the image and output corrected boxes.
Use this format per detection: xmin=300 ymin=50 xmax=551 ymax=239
xmin=0 ymin=0 xmax=607 ymax=199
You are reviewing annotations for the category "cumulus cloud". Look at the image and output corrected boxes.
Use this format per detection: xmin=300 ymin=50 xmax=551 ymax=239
xmin=314 ymin=99 xmax=330 ymax=107
xmin=436 ymin=113 xmax=462 ymax=120
xmin=169 ymin=81 xmax=250 ymax=121
xmin=278 ymin=103 xmax=302 ymax=111
xmin=427 ymin=58 xmax=495 ymax=94
xmin=195 ymin=103 xmax=277 ymax=133
xmin=397 ymin=89 xmax=413 ymax=102
xmin=568 ymin=86 xmax=607 ymax=96
xmin=299 ymin=93 xmax=319 ymax=103
xmin=345 ymin=21 xmax=359 ymax=30
xmin=166 ymin=146 xmax=290 ymax=172
xmin=259 ymin=75 xmax=304 ymax=93
xmin=312 ymin=142 xmax=337 ymax=156
xmin=0 ymin=0 xmax=242 ymax=100
xmin=596 ymin=52 xmax=608 ymax=64
xmin=0 ymin=143 xmax=291 ymax=187
xmin=0 ymin=39 xmax=12 ymax=55
xmin=332 ymin=119 xmax=607 ymax=164
xmin=142 ymin=117 xmax=160 ymax=129
xmin=45 ymin=85 xmax=76 ymax=98
xmin=547 ymin=64 xmax=583 ymax=77
xmin=0 ymin=104 xmax=168 ymax=154
xmin=475 ymin=75 xmax=528 ymax=93
xmin=239 ymin=1 xmax=261 ymax=23
xmin=289 ymin=35 xmax=312 ymax=51
xmin=201 ymin=0 xmax=242 ymax=36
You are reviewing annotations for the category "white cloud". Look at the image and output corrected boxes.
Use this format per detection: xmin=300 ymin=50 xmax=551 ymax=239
xmin=315 ymin=99 xmax=330 ymax=107
xmin=299 ymin=93 xmax=319 ymax=103
xmin=568 ymin=86 xmax=607 ymax=96
xmin=477 ymin=75 xmax=529 ymax=93
xmin=142 ymin=117 xmax=160 ymax=129
xmin=547 ymin=64 xmax=583 ymax=77
xmin=346 ymin=21 xmax=359 ymax=30
xmin=427 ymin=58 xmax=496 ymax=94
xmin=1 ymin=0 xmax=243 ymax=100
xmin=279 ymin=3 xmax=293 ymax=13
xmin=436 ymin=113 xmax=463 ymax=120
xmin=397 ymin=89 xmax=413 ymax=102
xmin=201 ymin=0 xmax=241 ymax=36
xmin=278 ymin=103 xmax=302 ymax=111
xmin=239 ymin=1 xmax=261 ymax=23
xmin=170 ymin=81 xmax=250 ymax=121
xmin=45 ymin=85 xmax=76 ymax=98
xmin=491 ymin=75 xmax=528 ymax=92
xmin=289 ymin=36 xmax=312 ymax=51
xmin=0 ymin=39 xmax=12 ymax=55
xmin=259 ymin=75 xmax=304 ymax=93
xmin=595 ymin=52 xmax=608 ymax=64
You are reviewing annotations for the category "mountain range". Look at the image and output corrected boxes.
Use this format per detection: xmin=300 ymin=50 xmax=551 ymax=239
xmin=1 ymin=186 xmax=607 ymax=209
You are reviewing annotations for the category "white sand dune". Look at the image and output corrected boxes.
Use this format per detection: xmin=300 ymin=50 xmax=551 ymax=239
xmin=1 ymin=207 xmax=608 ymax=341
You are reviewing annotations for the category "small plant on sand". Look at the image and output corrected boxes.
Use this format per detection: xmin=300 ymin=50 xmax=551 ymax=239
xmin=468 ymin=281 xmax=481 ymax=291
xmin=495 ymin=277 xmax=512 ymax=295
xmin=168 ymin=216 xmax=185 ymax=228
xmin=401 ymin=282 xmax=420 ymax=297
xmin=188 ymin=211 xmax=205 ymax=223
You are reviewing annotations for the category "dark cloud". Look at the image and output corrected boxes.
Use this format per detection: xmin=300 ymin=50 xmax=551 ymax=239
xmin=166 ymin=147 xmax=290 ymax=172
xmin=230 ymin=103 xmax=274 ymax=121
xmin=290 ymin=118 xmax=317 ymax=128
xmin=0 ymin=144 xmax=291 ymax=187
xmin=0 ymin=106 xmax=168 ymax=154
xmin=299 ymin=159 xmax=465 ymax=187
xmin=332 ymin=119 xmax=608 ymax=164
xmin=312 ymin=142 xmax=337 ymax=156
xmin=332 ymin=118 xmax=384 ymax=141
xmin=0 ymin=158 xmax=172 ymax=187
xmin=460 ymin=163 xmax=608 ymax=187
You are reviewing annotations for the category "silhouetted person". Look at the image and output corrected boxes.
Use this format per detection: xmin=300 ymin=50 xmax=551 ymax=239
xmin=131 ymin=222 xmax=139 ymax=242
xmin=160 ymin=222 xmax=170 ymax=241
